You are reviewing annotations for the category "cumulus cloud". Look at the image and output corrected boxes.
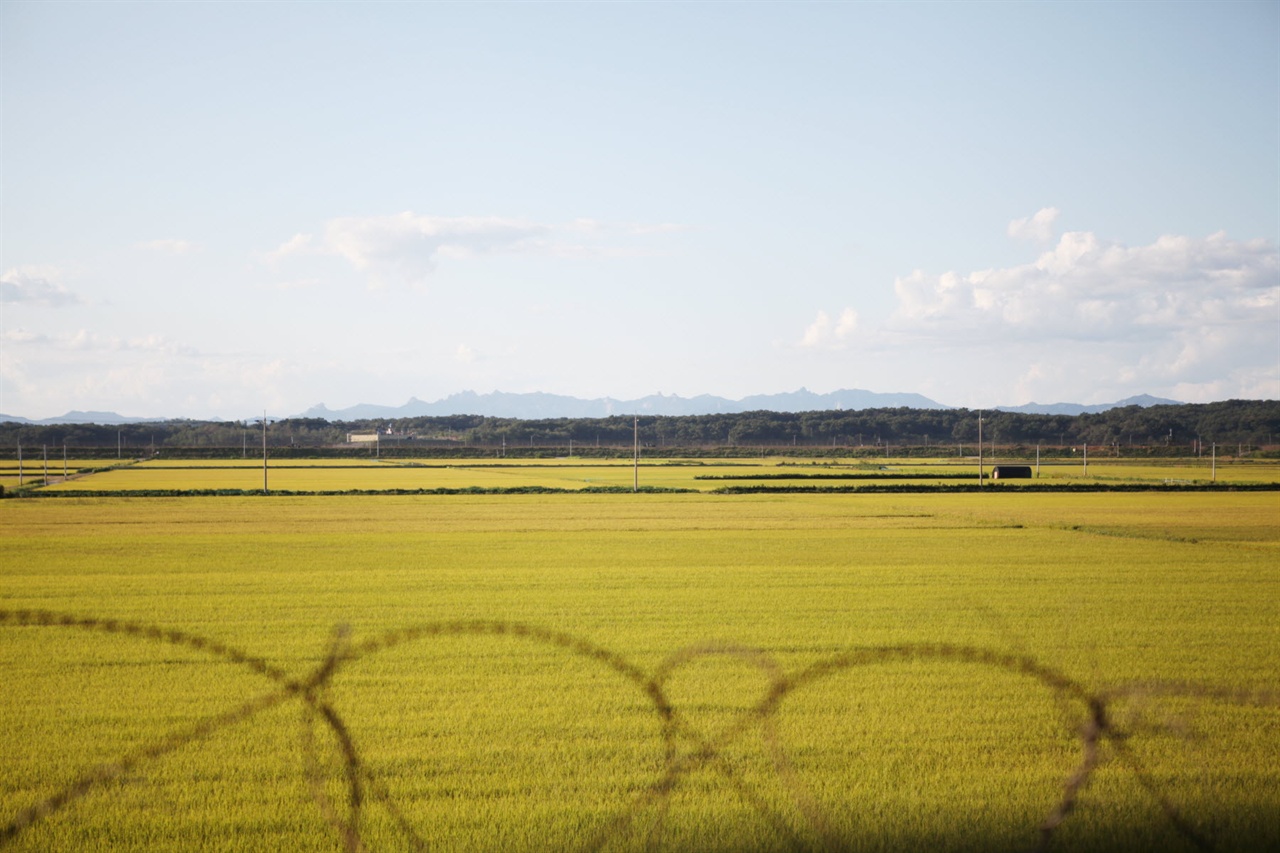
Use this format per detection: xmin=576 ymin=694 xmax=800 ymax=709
xmin=263 ymin=233 xmax=314 ymax=264
xmin=799 ymin=308 xmax=859 ymax=349
xmin=0 ymin=267 xmax=81 ymax=306
xmin=2 ymin=327 xmax=195 ymax=356
xmin=323 ymin=212 xmax=548 ymax=285
xmin=1 ymin=327 xmax=210 ymax=418
xmin=1 ymin=328 xmax=46 ymax=345
xmin=891 ymin=230 xmax=1276 ymax=340
xmin=884 ymin=222 xmax=1279 ymax=402
xmin=3 ymin=353 xmax=310 ymax=422
xmin=262 ymin=211 xmax=681 ymax=288
xmin=1007 ymin=207 xmax=1060 ymax=243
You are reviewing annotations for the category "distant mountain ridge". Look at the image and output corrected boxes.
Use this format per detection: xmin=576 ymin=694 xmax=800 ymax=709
xmin=298 ymin=388 xmax=948 ymax=421
xmin=994 ymin=394 xmax=1182 ymax=415
xmin=295 ymin=390 xmax=1188 ymax=420
xmin=1 ymin=391 xmax=1195 ymax=425
xmin=0 ymin=410 xmax=170 ymax=426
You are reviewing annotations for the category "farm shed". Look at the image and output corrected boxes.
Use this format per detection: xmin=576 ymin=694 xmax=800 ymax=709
xmin=347 ymin=428 xmax=414 ymax=444
xmin=991 ymin=465 xmax=1033 ymax=479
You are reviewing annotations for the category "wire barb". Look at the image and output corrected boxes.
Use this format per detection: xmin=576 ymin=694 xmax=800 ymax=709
xmin=1 ymin=607 xmax=1273 ymax=852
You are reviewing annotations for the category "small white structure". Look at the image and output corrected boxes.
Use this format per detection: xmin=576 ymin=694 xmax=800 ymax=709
xmin=347 ymin=426 xmax=412 ymax=444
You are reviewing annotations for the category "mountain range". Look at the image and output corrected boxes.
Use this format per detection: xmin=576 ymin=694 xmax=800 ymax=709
xmin=1 ymin=390 xmax=1187 ymax=424
xmin=993 ymin=394 xmax=1182 ymax=415
xmin=298 ymin=388 xmax=948 ymax=421
xmin=0 ymin=409 xmax=171 ymax=426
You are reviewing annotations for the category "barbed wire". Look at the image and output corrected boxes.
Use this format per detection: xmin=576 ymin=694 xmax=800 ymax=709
xmin=2 ymin=608 xmax=1276 ymax=852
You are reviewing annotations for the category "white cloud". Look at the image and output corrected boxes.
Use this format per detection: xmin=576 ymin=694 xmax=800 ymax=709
xmin=261 ymin=212 xmax=682 ymax=288
xmin=263 ymin=233 xmax=314 ymax=264
xmin=1007 ymin=207 xmax=1060 ymax=243
xmin=799 ymin=308 xmax=859 ymax=349
xmin=1 ymin=328 xmax=47 ymax=347
xmin=879 ymin=221 xmax=1279 ymax=403
xmin=891 ymin=229 xmax=1277 ymax=342
xmin=1 ymin=327 xmax=209 ymax=418
xmin=323 ymin=212 xmax=547 ymax=286
xmin=2 ymin=327 xmax=194 ymax=355
xmin=1172 ymin=363 xmax=1280 ymax=403
xmin=0 ymin=267 xmax=81 ymax=306
xmin=455 ymin=344 xmax=478 ymax=363
xmin=0 ymin=325 xmax=340 ymax=420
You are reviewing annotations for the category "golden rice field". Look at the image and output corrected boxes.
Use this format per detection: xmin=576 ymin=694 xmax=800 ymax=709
xmin=18 ymin=455 xmax=1280 ymax=492
xmin=1 ymin=471 xmax=1278 ymax=852
xmin=0 ymin=459 xmax=115 ymax=492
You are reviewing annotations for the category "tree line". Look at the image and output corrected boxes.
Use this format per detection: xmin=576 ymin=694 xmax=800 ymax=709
xmin=1 ymin=400 xmax=1277 ymax=458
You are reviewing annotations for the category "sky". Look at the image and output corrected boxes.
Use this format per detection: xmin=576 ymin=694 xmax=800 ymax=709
xmin=2 ymin=0 xmax=1277 ymax=420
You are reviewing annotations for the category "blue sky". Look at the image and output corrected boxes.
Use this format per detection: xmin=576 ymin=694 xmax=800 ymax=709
xmin=2 ymin=0 xmax=1277 ymax=420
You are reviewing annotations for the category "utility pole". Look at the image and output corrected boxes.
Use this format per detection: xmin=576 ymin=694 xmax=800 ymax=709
xmin=633 ymin=416 xmax=639 ymax=493
xmin=977 ymin=412 xmax=983 ymax=486
xmin=262 ymin=411 xmax=269 ymax=495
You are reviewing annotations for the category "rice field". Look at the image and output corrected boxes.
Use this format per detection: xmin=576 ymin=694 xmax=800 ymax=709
xmin=23 ymin=455 xmax=1280 ymax=493
xmin=0 ymin=459 xmax=117 ymax=492
xmin=1 ymin=481 xmax=1278 ymax=851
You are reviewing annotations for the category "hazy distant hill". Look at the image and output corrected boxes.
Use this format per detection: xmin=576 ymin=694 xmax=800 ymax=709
xmin=995 ymin=394 xmax=1182 ymax=416
xmin=299 ymin=388 xmax=949 ymax=421
xmin=0 ymin=391 xmax=1192 ymax=425
xmin=0 ymin=410 xmax=167 ymax=425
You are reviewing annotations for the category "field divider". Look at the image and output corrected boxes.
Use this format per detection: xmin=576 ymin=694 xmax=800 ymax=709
xmin=12 ymin=482 xmax=1280 ymax=498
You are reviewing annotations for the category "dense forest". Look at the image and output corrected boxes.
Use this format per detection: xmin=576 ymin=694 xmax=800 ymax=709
xmin=2 ymin=400 xmax=1277 ymax=458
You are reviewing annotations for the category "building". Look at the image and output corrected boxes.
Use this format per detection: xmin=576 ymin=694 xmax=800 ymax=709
xmin=346 ymin=426 xmax=413 ymax=444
